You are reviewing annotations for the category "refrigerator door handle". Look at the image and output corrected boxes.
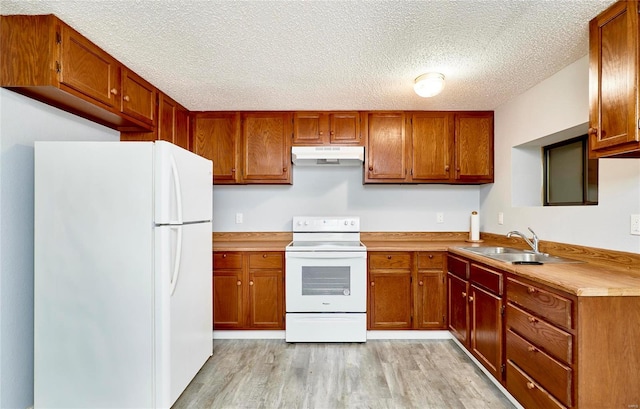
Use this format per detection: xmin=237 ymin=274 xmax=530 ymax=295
xmin=169 ymin=225 xmax=183 ymax=296
xmin=170 ymin=154 xmax=183 ymax=225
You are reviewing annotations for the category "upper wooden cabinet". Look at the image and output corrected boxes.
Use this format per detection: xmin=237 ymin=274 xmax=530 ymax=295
xmin=192 ymin=112 xmax=241 ymax=184
xmin=365 ymin=111 xmax=493 ymax=184
xmin=454 ymin=112 xmax=494 ymax=183
xmin=1 ymin=14 xmax=155 ymax=131
xmin=241 ymin=112 xmax=292 ymax=184
xmin=364 ymin=112 xmax=408 ymax=182
xmin=588 ymin=0 xmax=640 ymax=158
xmin=293 ymin=111 xmax=362 ymax=145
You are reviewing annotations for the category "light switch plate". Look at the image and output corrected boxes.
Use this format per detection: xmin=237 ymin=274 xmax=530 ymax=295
xmin=631 ymin=214 xmax=640 ymax=236
xmin=235 ymin=213 xmax=243 ymax=224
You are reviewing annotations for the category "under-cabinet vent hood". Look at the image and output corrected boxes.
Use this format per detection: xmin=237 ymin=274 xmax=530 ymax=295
xmin=291 ymin=146 xmax=365 ymax=166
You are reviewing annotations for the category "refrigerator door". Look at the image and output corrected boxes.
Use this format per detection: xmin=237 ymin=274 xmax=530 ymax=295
xmin=156 ymin=221 xmax=213 ymax=407
xmin=155 ymin=141 xmax=212 ymax=225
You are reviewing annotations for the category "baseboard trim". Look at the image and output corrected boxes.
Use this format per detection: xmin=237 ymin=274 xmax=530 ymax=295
xmin=212 ymin=330 xmax=452 ymax=340
xmin=450 ymin=337 xmax=524 ymax=409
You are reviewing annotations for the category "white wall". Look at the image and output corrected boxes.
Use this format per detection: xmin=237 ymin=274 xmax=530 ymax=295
xmin=481 ymin=56 xmax=640 ymax=253
xmin=0 ymin=89 xmax=119 ymax=408
xmin=213 ymin=166 xmax=481 ymax=232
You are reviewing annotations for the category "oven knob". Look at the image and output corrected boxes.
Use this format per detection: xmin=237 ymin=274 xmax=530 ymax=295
xmin=304 ymin=221 xmax=309 ymax=225
xmin=344 ymin=220 xmax=348 ymax=225
xmin=350 ymin=220 xmax=356 ymax=225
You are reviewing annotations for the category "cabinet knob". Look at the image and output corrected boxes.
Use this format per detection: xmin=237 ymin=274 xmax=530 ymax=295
xmin=262 ymin=254 xmax=268 ymax=258
xmin=283 ymin=167 xmax=288 ymax=172
xmin=123 ymin=95 xmax=131 ymax=102
xmin=462 ymin=292 xmax=467 ymax=298
xmin=528 ymin=316 xmax=538 ymax=324
xmin=236 ymin=280 xmax=242 ymax=286
xmin=445 ymin=165 xmax=450 ymax=172
xmin=319 ymin=131 xmax=324 ymax=135
xmin=222 ymin=253 xmax=227 ymax=258
xmin=588 ymin=127 xmax=598 ymax=135
xmin=110 ymin=88 xmax=118 ymax=95
xmin=527 ymin=346 xmax=537 ymax=352
xmin=428 ymin=254 xmax=433 ymax=259
xmin=387 ymin=255 xmax=392 ymax=259
xmin=418 ymin=281 xmax=424 ymax=286
xmin=249 ymin=281 xmax=254 ymax=286
xmin=526 ymin=382 xmax=535 ymax=390
xmin=527 ymin=287 xmax=536 ymax=294
xmin=231 ymin=168 xmax=236 ymax=173
xmin=330 ymin=131 xmax=335 ymax=135
xmin=468 ymin=296 xmax=474 ymax=302
xmin=456 ymin=167 xmax=461 ymax=172
xmin=369 ymin=166 xmax=373 ymax=171
xmin=370 ymin=281 xmax=375 ymax=287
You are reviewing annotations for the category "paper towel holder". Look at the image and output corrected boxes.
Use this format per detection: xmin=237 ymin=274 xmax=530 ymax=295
xmin=465 ymin=211 xmax=484 ymax=243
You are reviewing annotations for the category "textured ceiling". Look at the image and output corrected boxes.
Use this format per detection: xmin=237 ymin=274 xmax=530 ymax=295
xmin=1 ymin=0 xmax=613 ymax=111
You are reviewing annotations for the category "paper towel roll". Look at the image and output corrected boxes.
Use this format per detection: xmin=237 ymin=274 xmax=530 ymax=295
xmin=470 ymin=211 xmax=480 ymax=241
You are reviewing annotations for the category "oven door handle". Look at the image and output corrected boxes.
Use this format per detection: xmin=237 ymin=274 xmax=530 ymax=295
xmin=286 ymin=252 xmax=366 ymax=260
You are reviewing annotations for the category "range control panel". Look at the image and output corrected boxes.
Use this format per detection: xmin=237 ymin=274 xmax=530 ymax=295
xmin=292 ymin=216 xmax=360 ymax=233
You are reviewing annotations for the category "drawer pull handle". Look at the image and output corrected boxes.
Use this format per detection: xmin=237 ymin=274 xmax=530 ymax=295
xmin=223 ymin=254 xmax=227 ymax=258
xmin=428 ymin=254 xmax=433 ymax=259
xmin=528 ymin=316 xmax=538 ymax=324
xmin=527 ymin=287 xmax=536 ymax=294
xmin=236 ymin=280 xmax=242 ymax=286
xmin=526 ymin=381 xmax=535 ymax=390
xmin=263 ymin=254 xmax=267 ymax=258
xmin=387 ymin=255 xmax=392 ymax=259
xmin=527 ymin=346 xmax=537 ymax=352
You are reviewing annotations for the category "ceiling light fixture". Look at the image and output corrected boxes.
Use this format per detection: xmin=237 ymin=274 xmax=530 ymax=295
xmin=414 ymin=72 xmax=445 ymax=97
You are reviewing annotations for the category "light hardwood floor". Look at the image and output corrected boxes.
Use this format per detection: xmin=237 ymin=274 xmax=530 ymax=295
xmin=173 ymin=339 xmax=516 ymax=409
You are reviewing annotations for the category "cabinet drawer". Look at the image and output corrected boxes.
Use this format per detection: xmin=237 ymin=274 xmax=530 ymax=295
xmin=470 ymin=263 xmax=502 ymax=295
xmin=506 ymin=360 xmax=567 ymax=409
xmin=507 ymin=278 xmax=573 ymax=330
xmin=248 ymin=252 xmax=283 ymax=269
xmin=447 ymin=254 xmax=469 ymax=280
xmin=506 ymin=304 xmax=572 ymax=364
xmin=417 ymin=252 xmax=444 ymax=269
xmin=369 ymin=253 xmax=412 ymax=269
xmin=213 ymin=252 xmax=243 ymax=269
xmin=507 ymin=329 xmax=572 ymax=407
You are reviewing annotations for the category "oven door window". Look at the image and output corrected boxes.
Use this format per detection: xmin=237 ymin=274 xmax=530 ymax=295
xmin=302 ymin=266 xmax=350 ymax=296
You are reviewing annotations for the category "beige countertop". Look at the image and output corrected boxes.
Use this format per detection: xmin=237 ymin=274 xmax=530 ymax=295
xmin=212 ymin=232 xmax=640 ymax=297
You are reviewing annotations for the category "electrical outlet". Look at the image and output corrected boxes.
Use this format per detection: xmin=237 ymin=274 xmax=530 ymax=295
xmin=436 ymin=212 xmax=444 ymax=223
xmin=235 ymin=213 xmax=243 ymax=224
xmin=631 ymin=214 xmax=640 ymax=236
xmin=498 ymin=212 xmax=504 ymax=225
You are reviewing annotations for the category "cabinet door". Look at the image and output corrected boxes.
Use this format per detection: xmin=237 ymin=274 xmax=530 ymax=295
xmin=248 ymin=270 xmax=284 ymax=329
xmin=454 ymin=112 xmax=494 ymax=183
xmin=329 ymin=112 xmax=362 ymax=145
xmin=365 ymin=112 xmax=407 ymax=182
xmin=416 ymin=271 xmax=446 ymax=329
xmin=293 ymin=112 xmax=326 ymax=145
xmin=470 ymin=284 xmax=503 ymax=381
xmin=157 ymin=93 xmax=176 ymax=144
xmin=410 ymin=112 xmax=454 ymax=182
xmin=59 ymin=24 xmax=119 ymax=109
xmin=174 ymin=104 xmax=190 ymax=150
xmin=193 ymin=112 xmax=240 ymax=184
xmin=368 ymin=271 xmax=412 ymax=329
xmin=213 ymin=270 xmax=243 ymax=329
xmin=121 ymin=68 xmax=156 ymax=125
xmin=242 ymin=112 xmax=292 ymax=184
xmin=589 ymin=0 xmax=640 ymax=157
xmin=448 ymin=273 xmax=469 ymax=345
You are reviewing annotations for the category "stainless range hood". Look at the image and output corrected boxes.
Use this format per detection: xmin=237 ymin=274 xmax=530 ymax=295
xmin=291 ymin=146 xmax=364 ymax=166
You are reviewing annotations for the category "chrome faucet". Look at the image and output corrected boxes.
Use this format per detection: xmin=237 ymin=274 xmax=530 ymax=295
xmin=507 ymin=227 xmax=542 ymax=254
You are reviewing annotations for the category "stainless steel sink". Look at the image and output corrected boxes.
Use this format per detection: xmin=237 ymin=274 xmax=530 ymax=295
xmin=457 ymin=246 xmax=584 ymax=264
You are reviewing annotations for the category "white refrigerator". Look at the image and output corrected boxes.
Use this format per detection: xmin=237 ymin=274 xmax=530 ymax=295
xmin=34 ymin=141 xmax=213 ymax=408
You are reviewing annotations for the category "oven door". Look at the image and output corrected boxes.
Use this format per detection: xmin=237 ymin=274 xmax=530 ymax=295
xmin=285 ymin=251 xmax=366 ymax=313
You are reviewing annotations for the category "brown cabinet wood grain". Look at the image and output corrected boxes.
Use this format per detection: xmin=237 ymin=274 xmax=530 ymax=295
xmin=589 ymin=0 xmax=640 ymax=158
xmin=409 ymin=112 xmax=454 ymax=182
xmin=241 ymin=112 xmax=292 ymax=184
xmin=0 ymin=14 xmax=154 ymax=131
xmin=470 ymin=283 xmax=503 ymax=381
xmin=368 ymin=252 xmax=413 ymax=329
xmin=213 ymin=251 xmax=284 ymax=330
xmin=447 ymin=272 xmax=469 ymax=344
xmin=415 ymin=252 xmax=446 ymax=329
xmin=192 ymin=112 xmax=240 ymax=184
xmin=454 ymin=112 xmax=494 ymax=183
xmin=364 ymin=112 xmax=408 ymax=182
xmin=293 ymin=111 xmax=362 ymax=145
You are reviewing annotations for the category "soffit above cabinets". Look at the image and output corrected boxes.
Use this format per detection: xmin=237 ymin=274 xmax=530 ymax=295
xmin=1 ymin=0 xmax=613 ymax=111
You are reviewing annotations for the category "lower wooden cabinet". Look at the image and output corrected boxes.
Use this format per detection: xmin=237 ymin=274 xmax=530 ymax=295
xmin=213 ymin=251 xmax=284 ymax=330
xmin=368 ymin=251 xmax=447 ymax=330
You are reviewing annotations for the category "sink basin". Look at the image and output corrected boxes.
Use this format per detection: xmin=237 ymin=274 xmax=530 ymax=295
xmin=458 ymin=246 xmax=530 ymax=255
xmin=457 ymin=246 xmax=584 ymax=264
